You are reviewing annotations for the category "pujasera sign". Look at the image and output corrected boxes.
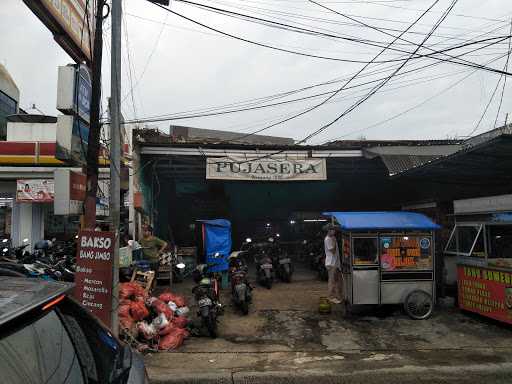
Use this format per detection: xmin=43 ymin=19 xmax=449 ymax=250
xmin=206 ymin=157 xmax=327 ymax=181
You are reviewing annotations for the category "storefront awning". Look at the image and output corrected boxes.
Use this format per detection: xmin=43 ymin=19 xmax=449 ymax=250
xmin=323 ymin=211 xmax=440 ymax=230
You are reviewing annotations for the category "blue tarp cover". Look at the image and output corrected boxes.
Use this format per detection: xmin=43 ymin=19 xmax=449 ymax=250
xmin=323 ymin=211 xmax=440 ymax=230
xmin=198 ymin=219 xmax=232 ymax=272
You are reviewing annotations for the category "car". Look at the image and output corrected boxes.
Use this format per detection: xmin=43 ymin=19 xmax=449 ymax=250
xmin=0 ymin=276 xmax=148 ymax=384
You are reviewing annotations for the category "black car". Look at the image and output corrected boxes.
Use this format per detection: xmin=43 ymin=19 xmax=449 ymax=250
xmin=0 ymin=277 xmax=148 ymax=384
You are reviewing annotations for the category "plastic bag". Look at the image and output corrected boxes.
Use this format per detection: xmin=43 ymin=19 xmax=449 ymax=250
xmin=120 ymin=316 xmax=135 ymax=331
xmin=175 ymin=306 xmax=189 ymax=317
xmin=118 ymin=304 xmax=131 ymax=319
xmin=158 ymin=328 xmax=188 ymax=350
xmin=137 ymin=321 xmax=157 ymax=340
xmin=172 ymin=316 xmax=189 ymax=329
xmin=152 ymin=313 xmax=169 ymax=330
xmin=158 ymin=322 xmax=178 ymax=336
xmin=159 ymin=292 xmax=187 ymax=307
xmin=130 ymin=300 xmax=149 ymax=321
xmin=167 ymin=301 xmax=178 ymax=312
xmin=151 ymin=299 xmax=173 ymax=320
xmin=120 ymin=282 xmax=146 ymax=300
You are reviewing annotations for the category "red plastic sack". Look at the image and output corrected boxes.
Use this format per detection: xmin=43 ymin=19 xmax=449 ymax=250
xmin=158 ymin=322 xmax=178 ymax=336
xmin=172 ymin=316 xmax=189 ymax=329
xmin=158 ymin=328 xmax=188 ymax=350
xmin=151 ymin=299 xmax=174 ymax=320
xmin=130 ymin=300 xmax=149 ymax=321
xmin=120 ymin=316 xmax=135 ymax=331
xmin=120 ymin=282 xmax=146 ymax=300
xmin=158 ymin=292 xmax=187 ymax=307
xmin=118 ymin=304 xmax=131 ymax=318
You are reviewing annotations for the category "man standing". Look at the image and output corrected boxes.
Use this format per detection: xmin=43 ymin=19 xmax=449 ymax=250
xmin=324 ymin=226 xmax=342 ymax=304
xmin=140 ymin=225 xmax=168 ymax=271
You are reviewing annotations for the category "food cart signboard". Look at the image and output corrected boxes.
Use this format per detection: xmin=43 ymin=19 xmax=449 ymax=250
xmin=74 ymin=230 xmax=114 ymax=327
xmin=457 ymin=265 xmax=512 ymax=325
xmin=206 ymin=157 xmax=327 ymax=181
xmin=16 ymin=179 xmax=54 ymax=203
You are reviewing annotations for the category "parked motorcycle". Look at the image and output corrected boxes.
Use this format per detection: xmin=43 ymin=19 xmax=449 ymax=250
xmin=192 ymin=263 xmax=223 ymax=338
xmin=255 ymin=248 xmax=273 ymax=289
xmin=229 ymin=252 xmax=252 ymax=315
xmin=274 ymin=251 xmax=293 ymax=283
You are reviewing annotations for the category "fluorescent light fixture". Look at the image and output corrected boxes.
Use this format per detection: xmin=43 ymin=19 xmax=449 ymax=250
xmin=289 ymin=220 xmax=296 ymax=224
xmin=303 ymin=219 xmax=328 ymax=222
xmin=176 ymin=263 xmax=186 ymax=269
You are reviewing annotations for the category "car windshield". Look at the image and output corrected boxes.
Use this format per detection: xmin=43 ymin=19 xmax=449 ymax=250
xmin=0 ymin=310 xmax=85 ymax=384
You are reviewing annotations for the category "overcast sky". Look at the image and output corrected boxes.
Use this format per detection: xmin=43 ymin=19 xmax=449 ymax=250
xmin=1 ymin=0 xmax=512 ymax=143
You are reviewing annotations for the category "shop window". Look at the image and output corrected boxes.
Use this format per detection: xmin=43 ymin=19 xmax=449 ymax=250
xmin=445 ymin=225 xmax=484 ymax=257
xmin=352 ymin=237 xmax=378 ymax=265
xmin=487 ymin=225 xmax=512 ymax=260
xmin=380 ymin=235 xmax=433 ymax=271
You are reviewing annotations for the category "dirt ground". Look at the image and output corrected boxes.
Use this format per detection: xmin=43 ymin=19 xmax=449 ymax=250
xmin=145 ymin=262 xmax=512 ymax=383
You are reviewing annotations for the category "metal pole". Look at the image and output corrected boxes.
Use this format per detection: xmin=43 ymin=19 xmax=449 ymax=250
xmin=84 ymin=0 xmax=105 ymax=229
xmin=110 ymin=0 xmax=122 ymax=337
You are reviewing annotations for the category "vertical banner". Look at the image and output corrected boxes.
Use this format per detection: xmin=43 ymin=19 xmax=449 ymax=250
xmin=457 ymin=265 xmax=512 ymax=325
xmin=74 ymin=230 xmax=115 ymax=327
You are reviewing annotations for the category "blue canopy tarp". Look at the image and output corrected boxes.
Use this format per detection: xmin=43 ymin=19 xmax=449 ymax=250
xmin=198 ymin=219 xmax=232 ymax=272
xmin=323 ymin=211 xmax=440 ymax=230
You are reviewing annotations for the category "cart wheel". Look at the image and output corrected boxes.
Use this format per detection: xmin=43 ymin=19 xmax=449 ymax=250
xmin=404 ymin=290 xmax=433 ymax=320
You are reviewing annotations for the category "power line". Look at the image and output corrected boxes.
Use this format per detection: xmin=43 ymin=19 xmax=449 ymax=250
xmin=296 ymin=0 xmax=460 ymax=146
xmin=493 ymin=19 xmax=512 ymax=129
xmin=326 ymin=49 xmax=512 ymax=142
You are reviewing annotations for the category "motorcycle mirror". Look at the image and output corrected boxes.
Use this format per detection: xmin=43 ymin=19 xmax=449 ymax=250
xmin=246 ymin=238 xmax=252 ymax=243
xmin=176 ymin=263 xmax=186 ymax=269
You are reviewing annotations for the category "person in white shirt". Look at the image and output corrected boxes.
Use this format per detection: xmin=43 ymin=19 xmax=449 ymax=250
xmin=324 ymin=226 xmax=342 ymax=304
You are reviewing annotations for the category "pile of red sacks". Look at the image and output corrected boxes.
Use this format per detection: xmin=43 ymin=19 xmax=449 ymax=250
xmin=118 ymin=282 xmax=190 ymax=351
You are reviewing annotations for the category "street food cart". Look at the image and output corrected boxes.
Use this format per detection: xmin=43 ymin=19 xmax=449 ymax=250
xmin=323 ymin=211 xmax=440 ymax=319
xmin=445 ymin=194 xmax=512 ymax=325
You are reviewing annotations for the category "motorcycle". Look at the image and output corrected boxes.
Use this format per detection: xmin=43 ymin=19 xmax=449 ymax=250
xmin=228 ymin=252 xmax=252 ymax=315
xmin=274 ymin=251 xmax=293 ymax=283
xmin=192 ymin=263 xmax=223 ymax=338
xmin=255 ymin=248 xmax=273 ymax=289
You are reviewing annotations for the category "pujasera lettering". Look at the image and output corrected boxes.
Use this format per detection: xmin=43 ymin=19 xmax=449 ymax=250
xmin=80 ymin=235 xmax=112 ymax=249
xmin=214 ymin=161 xmax=319 ymax=175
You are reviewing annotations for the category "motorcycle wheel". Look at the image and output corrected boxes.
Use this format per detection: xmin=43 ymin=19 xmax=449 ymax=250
xmin=206 ymin=313 xmax=218 ymax=338
xmin=284 ymin=273 xmax=291 ymax=283
xmin=0 ymin=267 xmax=25 ymax=277
xmin=266 ymin=278 xmax=272 ymax=290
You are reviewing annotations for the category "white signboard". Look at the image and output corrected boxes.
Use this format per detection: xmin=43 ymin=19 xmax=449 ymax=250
xmin=206 ymin=157 xmax=327 ymax=181
xmin=54 ymin=169 xmax=86 ymax=215
xmin=454 ymin=194 xmax=512 ymax=214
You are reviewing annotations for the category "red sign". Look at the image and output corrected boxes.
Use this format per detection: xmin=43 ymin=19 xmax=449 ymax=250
xmin=74 ymin=230 xmax=115 ymax=327
xmin=457 ymin=265 xmax=512 ymax=325
xmin=70 ymin=171 xmax=87 ymax=201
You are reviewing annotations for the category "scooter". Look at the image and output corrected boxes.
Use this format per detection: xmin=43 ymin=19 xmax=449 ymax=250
xmin=192 ymin=263 xmax=223 ymax=338
xmin=274 ymin=251 xmax=293 ymax=283
xmin=229 ymin=252 xmax=252 ymax=315
xmin=255 ymin=249 xmax=273 ymax=289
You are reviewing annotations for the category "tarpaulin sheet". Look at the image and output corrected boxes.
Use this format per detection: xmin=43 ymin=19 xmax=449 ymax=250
xmin=323 ymin=211 xmax=440 ymax=230
xmin=198 ymin=219 xmax=231 ymax=272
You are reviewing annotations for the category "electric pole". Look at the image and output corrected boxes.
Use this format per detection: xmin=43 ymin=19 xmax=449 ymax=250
xmin=110 ymin=0 xmax=122 ymax=337
xmin=84 ymin=0 xmax=105 ymax=229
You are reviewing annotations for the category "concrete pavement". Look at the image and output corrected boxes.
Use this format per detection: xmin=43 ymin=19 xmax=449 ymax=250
xmin=146 ymin=265 xmax=512 ymax=383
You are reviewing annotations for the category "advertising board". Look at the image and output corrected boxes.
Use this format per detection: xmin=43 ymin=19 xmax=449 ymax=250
xmin=23 ymin=0 xmax=94 ymax=63
xmin=74 ymin=230 xmax=115 ymax=327
xmin=457 ymin=265 xmax=512 ymax=325
xmin=206 ymin=157 xmax=327 ymax=181
xmin=56 ymin=115 xmax=90 ymax=165
xmin=16 ymin=179 xmax=55 ymax=203
xmin=57 ymin=64 xmax=92 ymax=123
xmin=54 ymin=169 xmax=87 ymax=215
